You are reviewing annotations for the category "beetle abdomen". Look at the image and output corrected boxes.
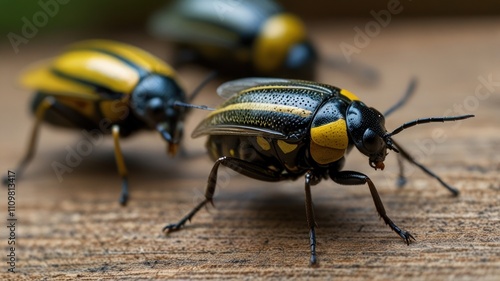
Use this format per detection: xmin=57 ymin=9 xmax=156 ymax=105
xmin=206 ymin=134 xmax=309 ymax=176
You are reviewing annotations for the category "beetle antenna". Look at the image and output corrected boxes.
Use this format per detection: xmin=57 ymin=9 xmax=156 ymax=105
xmin=173 ymin=101 xmax=215 ymax=111
xmin=320 ymin=55 xmax=379 ymax=85
xmin=385 ymin=138 xmax=400 ymax=153
xmin=384 ymin=77 xmax=417 ymax=117
xmin=391 ymin=139 xmax=460 ymax=195
xmin=188 ymin=70 xmax=219 ymax=102
xmin=173 ymin=71 xmax=218 ymax=111
xmin=385 ymin=114 xmax=474 ymax=138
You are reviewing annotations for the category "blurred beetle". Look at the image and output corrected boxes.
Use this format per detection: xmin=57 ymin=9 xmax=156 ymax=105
xmin=4 ymin=40 xmax=207 ymax=205
xmin=149 ymin=0 xmax=377 ymax=82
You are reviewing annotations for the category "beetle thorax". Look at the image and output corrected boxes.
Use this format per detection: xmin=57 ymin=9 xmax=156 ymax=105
xmin=309 ymin=98 xmax=350 ymax=166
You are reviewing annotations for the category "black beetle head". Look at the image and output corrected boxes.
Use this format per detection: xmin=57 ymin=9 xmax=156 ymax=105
xmin=131 ymin=74 xmax=186 ymax=155
xmin=346 ymin=101 xmax=389 ymax=170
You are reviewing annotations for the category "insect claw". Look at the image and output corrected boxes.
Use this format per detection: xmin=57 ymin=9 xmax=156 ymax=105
xmin=401 ymin=231 xmax=415 ymax=245
xmin=163 ymin=224 xmax=180 ymax=234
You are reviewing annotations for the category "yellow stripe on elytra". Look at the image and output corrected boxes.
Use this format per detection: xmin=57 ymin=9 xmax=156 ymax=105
xmin=209 ymin=102 xmax=312 ymax=118
xmin=21 ymin=64 xmax=99 ymax=100
xmin=340 ymin=89 xmax=360 ymax=101
xmin=53 ymin=50 xmax=140 ymax=95
xmin=240 ymin=85 xmax=327 ymax=95
xmin=69 ymin=40 xmax=177 ymax=78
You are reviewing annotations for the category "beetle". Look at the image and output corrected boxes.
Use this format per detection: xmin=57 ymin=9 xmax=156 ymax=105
xmin=163 ymin=78 xmax=473 ymax=265
xmin=148 ymin=0 xmax=316 ymax=79
xmin=148 ymin=0 xmax=376 ymax=83
xmin=4 ymin=40 xmax=200 ymax=205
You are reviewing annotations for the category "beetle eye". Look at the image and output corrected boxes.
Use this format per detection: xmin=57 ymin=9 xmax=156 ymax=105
xmin=146 ymin=97 xmax=165 ymax=120
xmin=363 ymin=128 xmax=382 ymax=153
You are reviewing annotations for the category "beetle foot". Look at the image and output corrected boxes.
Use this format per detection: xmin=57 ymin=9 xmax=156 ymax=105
xmin=119 ymin=193 xmax=128 ymax=206
xmin=163 ymin=223 xmax=184 ymax=234
xmin=162 ymin=199 xmax=209 ymax=234
xmin=399 ymin=230 xmax=416 ymax=245
xmin=396 ymin=176 xmax=407 ymax=188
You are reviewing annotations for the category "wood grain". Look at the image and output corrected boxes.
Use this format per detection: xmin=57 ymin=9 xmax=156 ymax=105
xmin=1 ymin=19 xmax=499 ymax=280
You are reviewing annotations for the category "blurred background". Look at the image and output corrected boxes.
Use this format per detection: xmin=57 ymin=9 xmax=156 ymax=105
xmin=2 ymin=1 xmax=500 ymax=49
xmin=2 ymin=0 xmax=500 ymax=36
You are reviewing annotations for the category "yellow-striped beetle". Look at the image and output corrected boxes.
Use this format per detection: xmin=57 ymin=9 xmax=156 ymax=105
xmin=149 ymin=0 xmax=316 ymax=79
xmin=5 ymin=40 xmax=197 ymax=205
xmin=164 ymin=78 xmax=473 ymax=265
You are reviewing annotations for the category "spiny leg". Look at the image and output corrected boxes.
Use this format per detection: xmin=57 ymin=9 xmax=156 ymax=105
xmin=111 ymin=125 xmax=129 ymax=206
xmin=3 ymin=96 xmax=55 ymax=185
xmin=163 ymin=156 xmax=287 ymax=233
xmin=162 ymin=158 xmax=221 ymax=232
xmin=384 ymin=78 xmax=418 ymax=117
xmin=392 ymin=140 xmax=459 ymax=195
xmin=331 ymin=171 xmax=415 ymax=244
xmin=304 ymin=171 xmax=320 ymax=265
xmin=187 ymin=70 xmax=218 ymax=103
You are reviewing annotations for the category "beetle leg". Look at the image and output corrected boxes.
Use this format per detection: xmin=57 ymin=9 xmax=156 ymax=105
xmin=392 ymin=140 xmax=459 ymax=195
xmin=111 ymin=125 xmax=129 ymax=206
xmin=187 ymin=70 xmax=218 ymax=102
xmin=3 ymin=96 xmax=56 ymax=185
xmin=330 ymin=171 xmax=415 ymax=245
xmin=304 ymin=171 xmax=319 ymax=265
xmin=383 ymin=78 xmax=418 ymax=117
xmin=4 ymin=94 xmax=101 ymax=186
xmin=163 ymin=156 xmax=289 ymax=233
xmin=396 ymin=154 xmax=407 ymax=187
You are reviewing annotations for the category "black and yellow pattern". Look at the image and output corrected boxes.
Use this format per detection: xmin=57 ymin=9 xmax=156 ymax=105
xmin=12 ymin=40 xmax=187 ymax=205
xmin=169 ymin=77 xmax=473 ymax=265
xmin=149 ymin=0 xmax=315 ymax=78
xmin=193 ymin=78 xmax=360 ymax=173
xmin=22 ymin=40 xmax=180 ymax=126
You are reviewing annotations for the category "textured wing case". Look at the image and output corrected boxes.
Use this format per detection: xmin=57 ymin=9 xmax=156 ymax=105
xmin=193 ymin=79 xmax=342 ymax=141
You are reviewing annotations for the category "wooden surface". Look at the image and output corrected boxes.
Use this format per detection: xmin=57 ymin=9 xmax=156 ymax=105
xmin=1 ymin=19 xmax=499 ymax=280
